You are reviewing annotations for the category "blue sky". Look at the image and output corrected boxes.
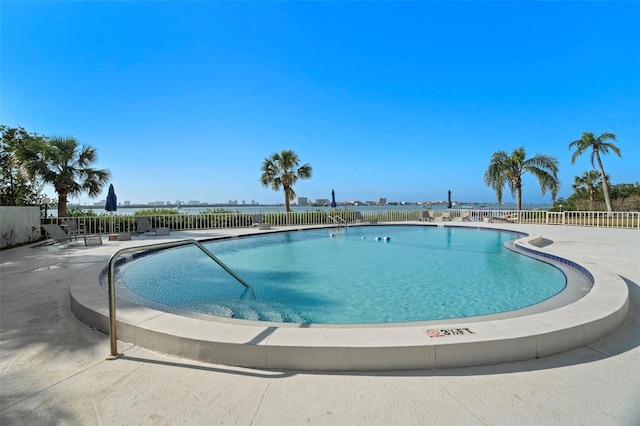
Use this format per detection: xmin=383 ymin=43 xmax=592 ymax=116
xmin=2 ymin=1 xmax=639 ymax=206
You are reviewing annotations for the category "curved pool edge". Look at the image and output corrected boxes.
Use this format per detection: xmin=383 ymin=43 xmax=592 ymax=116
xmin=70 ymin=228 xmax=630 ymax=371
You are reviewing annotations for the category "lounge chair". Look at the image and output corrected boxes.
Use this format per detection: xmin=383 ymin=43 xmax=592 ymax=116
xmin=251 ymin=214 xmax=272 ymax=230
xmin=488 ymin=213 xmax=518 ymax=223
xmin=42 ymin=223 xmax=103 ymax=246
xmin=460 ymin=212 xmax=471 ymax=222
xmin=61 ymin=219 xmax=85 ymax=239
xmin=135 ymin=216 xmax=170 ymax=235
xmin=418 ymin=211 xmax=433 ymax=222
xmin=42 ymin=224 xmax=74 ymax=242
xmin=441 ymin=212 xmax=451 ymax=221
xmin=353 ymin=212 xmax=378 ymax=224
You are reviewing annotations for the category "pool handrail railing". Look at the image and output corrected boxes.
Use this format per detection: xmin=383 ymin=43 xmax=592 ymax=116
xmin=328 ymin=214 xmax=348 ymax=227
xmin=106 ymin=239 xmax=250 ymax=360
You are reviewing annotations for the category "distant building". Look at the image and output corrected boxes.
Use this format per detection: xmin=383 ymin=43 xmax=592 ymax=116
xmin=228 ymin=200 xmax=238 ymax=205
xmin=123 ymin=201 xmax=131 ymax=206
xmin=314 ymin=198 xmax=330 ymax=206
xmin=93 ymin=199 xmax=106 ymax=207
xmin=376 ymin=198 xmax=387 ymax=205
xmin=295 ymin=196 xmax=308 ymax=206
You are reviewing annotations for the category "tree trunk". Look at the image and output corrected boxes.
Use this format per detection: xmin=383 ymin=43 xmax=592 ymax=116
xmin=57 ymin=193 xmax=68 ymax=218
xmin=284 ymin=185 xmax=291 ymax=213
xmin=595 ymin=153 xmax=613 ymax=213
xmin=283 ymin=185 xmax=291 ymax=225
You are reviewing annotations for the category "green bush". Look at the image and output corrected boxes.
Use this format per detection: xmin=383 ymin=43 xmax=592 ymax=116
xmin=66 ymin=206 xmax=99 ymax=217
xmin=134 ymin=208 xmax=180 ymax=216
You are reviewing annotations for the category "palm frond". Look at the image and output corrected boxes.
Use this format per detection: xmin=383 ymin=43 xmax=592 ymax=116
xmin=485 ymin=147 xmax=560 ymax=206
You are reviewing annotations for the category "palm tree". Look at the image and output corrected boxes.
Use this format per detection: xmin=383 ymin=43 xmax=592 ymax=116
xmin=569 ymin=132 xmax=621 ymax=213
xmin=260 ymin=150 xmax=312 ymax=214
xmin=14 ymin=136 xmax=111 ymax=217
xmin=572 ymin=170 xmax=607 ymax=210
xmin=484 ymin=147 xmax=560 ymax=210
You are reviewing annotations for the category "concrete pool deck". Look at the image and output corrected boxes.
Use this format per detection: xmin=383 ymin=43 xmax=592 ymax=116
xmin=1 ymin=222 xmax=639 ymax=424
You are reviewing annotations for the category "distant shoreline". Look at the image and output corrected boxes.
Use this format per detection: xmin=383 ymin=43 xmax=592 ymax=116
xmin=63 ymin=202 xmax=553 ymax=217
xmin=72 ymin=201 xmax=549 ymax=210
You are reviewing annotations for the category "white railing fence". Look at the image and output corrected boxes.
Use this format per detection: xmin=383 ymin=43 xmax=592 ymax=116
xmin=46 ymin=209 xmax=639 ymax=235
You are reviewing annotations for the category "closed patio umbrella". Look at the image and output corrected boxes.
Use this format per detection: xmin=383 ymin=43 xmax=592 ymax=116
xmin=105 ymin=184 xmax=117 ymax=234
xmin=447 ymin=190 xmax=452 ymax=209
xmin=331 ymin=189 xmax=337 ymax=208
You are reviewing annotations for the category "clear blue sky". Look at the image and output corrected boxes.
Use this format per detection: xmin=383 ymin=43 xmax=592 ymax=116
xmin=2 ymin=1 xmax=639 ymax=206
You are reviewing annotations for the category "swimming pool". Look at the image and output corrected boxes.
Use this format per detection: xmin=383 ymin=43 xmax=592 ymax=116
xmin=72 ymin=223 xmax=629 ymax=370
xmin=117 ymin=225 xmax=567 ymax=324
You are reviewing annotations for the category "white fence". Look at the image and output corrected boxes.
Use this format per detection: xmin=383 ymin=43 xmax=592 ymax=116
xmin=47 ymin=209 xmax=639 ymax=236
xmin=547 ymin=211 xmax=640 ymax=228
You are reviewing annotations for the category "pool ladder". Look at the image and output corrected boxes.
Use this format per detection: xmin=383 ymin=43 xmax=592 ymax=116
xmin=328 ymin=215 xmax=348 ymax=228
xmin=105 ymin=239 xmax=250 ymax=360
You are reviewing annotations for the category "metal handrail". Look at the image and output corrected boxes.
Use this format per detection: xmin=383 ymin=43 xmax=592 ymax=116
xmin=106 ymin=239 xmax=250 ymax=360
xmin=328 ymin=215 xmax=347 ymax=227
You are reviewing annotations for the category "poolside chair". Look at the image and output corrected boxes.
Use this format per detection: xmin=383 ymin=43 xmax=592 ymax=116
xmin=135 ymin=216 xmax=170 ymax=236
xmin=489 ymin=212 xmax=518 ymax=223
xmin=353 ymin=212 xmax=378 ymax=224
xmin=42 ymin=224 xmax=75 ymax=242
xmin=460 ymin=212 xmax=471 ymax=222
xmin=418 ymin=211 xmax=433 ymax=222
xmin=61 ymin=219 xmax=85 ymax=239
xmin=251 ymin=214 xmax=272 ymax=230
xmin=441 ymin=212 xmax=451 ymax=221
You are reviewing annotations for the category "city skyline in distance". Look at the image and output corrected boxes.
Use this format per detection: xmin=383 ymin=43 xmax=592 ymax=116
xmin=74 ymin=194 xmax=546 ymax=209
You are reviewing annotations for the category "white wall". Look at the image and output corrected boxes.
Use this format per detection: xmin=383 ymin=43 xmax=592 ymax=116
xmin=0 ymin=206 xmax=41 ymax=248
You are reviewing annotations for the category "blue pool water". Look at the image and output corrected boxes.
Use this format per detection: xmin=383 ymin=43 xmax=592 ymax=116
xmin=118 ymin=226 xmax=566 ymax=324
